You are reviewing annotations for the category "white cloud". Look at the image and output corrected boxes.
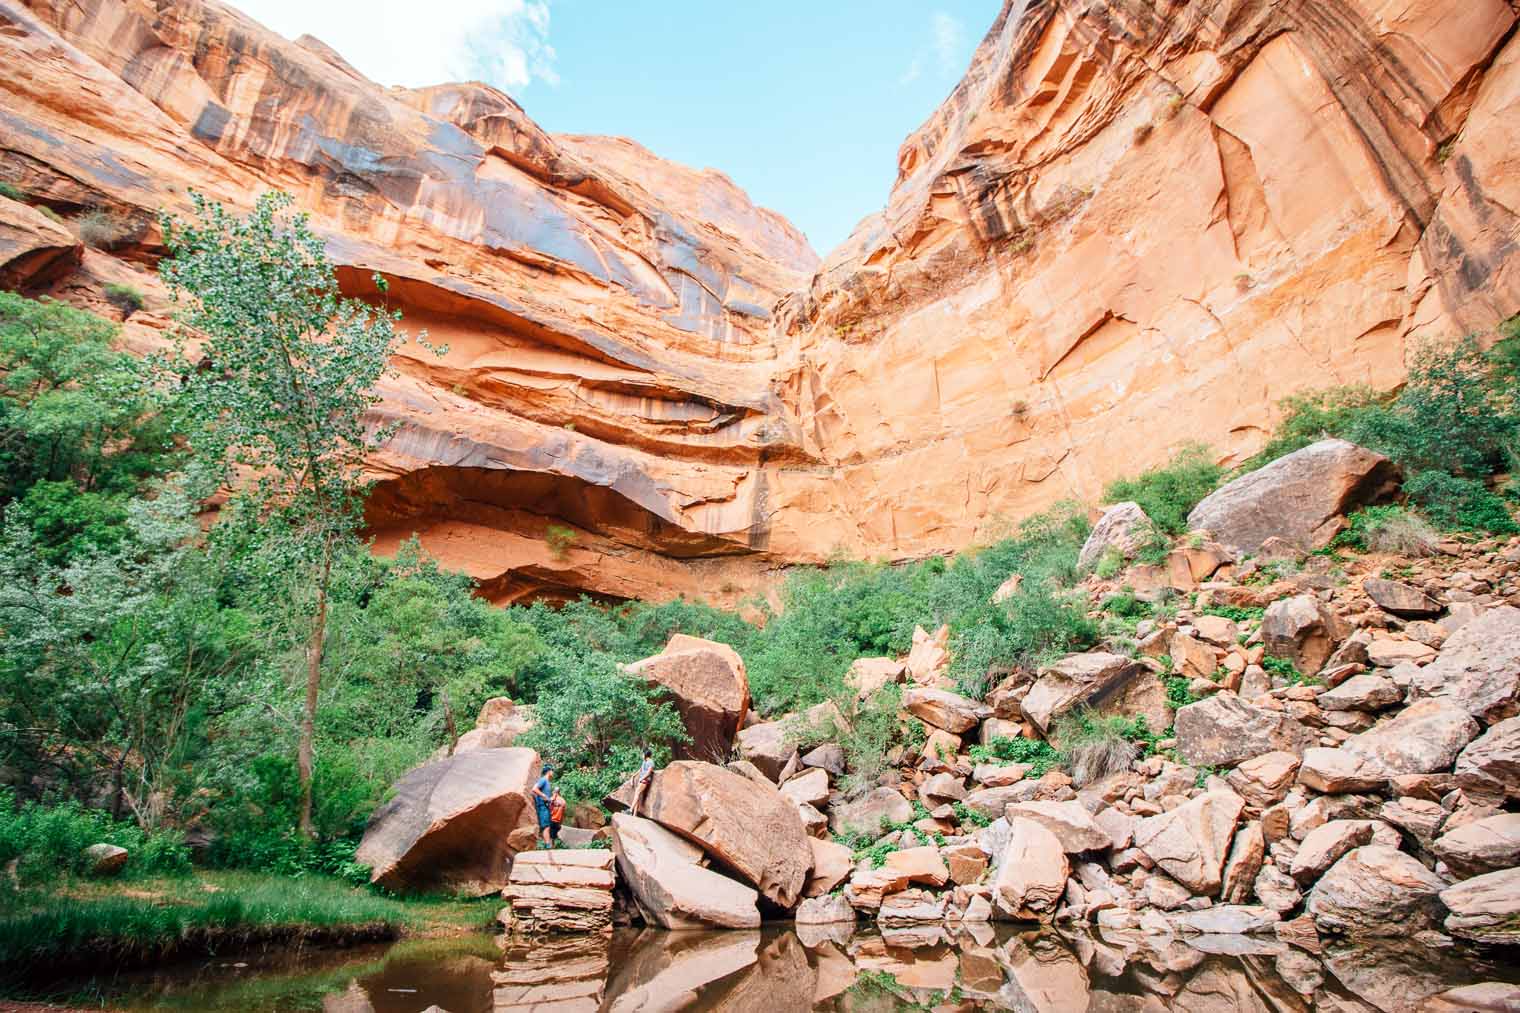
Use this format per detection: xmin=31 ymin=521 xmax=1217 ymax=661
xmin=231 ymin=0 xmax=557 ymax=92
xmin=900 ymin=10 xmax=968 ymax=87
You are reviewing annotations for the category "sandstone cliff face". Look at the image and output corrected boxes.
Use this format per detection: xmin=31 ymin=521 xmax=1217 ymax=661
xmin=776 ymin=0 xmax=1520 ymax=560
xmin=1 ymin=0 xmax=1518 ymax=602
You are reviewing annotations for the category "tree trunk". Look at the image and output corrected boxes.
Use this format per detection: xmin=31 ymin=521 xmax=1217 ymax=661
xmin=298 ymin=545 xmax=332 ymax=839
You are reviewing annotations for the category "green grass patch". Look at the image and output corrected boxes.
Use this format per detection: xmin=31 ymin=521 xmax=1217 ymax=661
xmin=1262 ymin=655 xmax=1318 ymax=686
xmin=968 ymin=735 xmax=1061 ymax=776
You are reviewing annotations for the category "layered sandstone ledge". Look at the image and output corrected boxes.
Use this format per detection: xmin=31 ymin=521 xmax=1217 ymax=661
xmin=1 ymin=0 xmax=1517 ymax=602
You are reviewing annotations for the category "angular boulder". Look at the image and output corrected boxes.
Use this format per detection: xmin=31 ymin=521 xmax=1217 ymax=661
xmin=1003 ymin=801 xmax=1112 ymax=853
xmin=1296 ymin=747 xmax=1385 ymax=794
xmin=1078 ymin=501 xmax=1152 ymax=571
xmin=803 ymin=837 xmax=854 ymax=897
xmin=502 ymin=848 xmax=615 ymax=933
xmin=994 ymin=818 xmax=1069 ymax=921
xmin=796 ymin=893 xmax=856 ymax=925
xmin=829 ymin=786 xmax=913 ymax=837
xmin=1132 ymin=790 xmax=1244 ymax=896
xmin=879 ymin=889 xmax=945 ymax=927
xmin=1318 ymin=673 xmax=1401 ymax=712
xmin=1432 ymin=813 xmax=1520 ymax=880
xmin=1362 ymin=578 xmax=1440 ymax=618
xmin=780 ymin=767 xmax=830 ymax=808
xmin=1174 ymin=693 xmax=1316 ymax=767
xmin=1290 ymin=820 xmax=1375 ymax=884
xmin=1306 ymin=846 xmax=1446 ymax=936
xmin=734 ymin=720 xmax=793 ymax=781
xmin=882 ymin=846 xmax=949 ymax=887
xmin=1185 ymin=439 xmax=1399 ymax=555
xmin=1262 ymin=594 xmax=1339 ymax=676
xmin=641 ymin=761 xmax=810 ymax=908
xmin=1220 ymin=821 xmax=1264 ymax=905
xmin=1455 ymin=716 xmax=1520 ymax=799
xmin=454 ymin=696 xmax=535 ymax=753
xmin=610 ymin=814 xmax=760 ymax=929
xmin=82 ymin=843 xmax=128 ymax=877
xmin=1409 ymin=606 xmax=1520 ymax=725
xmin=1341 ymin=699 xmax=1479 ymax=777
xmin=625 ymin=637 xmax=750 ymax=763
xmin=1226 ymin=751 xmax=1301 ymax=810
xmin=1021 ymin=652 xmax=1144 ymax=735
xmin=906 ymin=625 xmax=951 ymax=684
xmin=1173 ymin=905 xmax=1279 ymax=934
xmin=1440 ymin=867 xmax=1520 ymax=945
xmin=847 ymin=657 xmax=905 ymax=700
xmin=356 ymin=747 xmax=538 ymax=894
xmin=903 ymin=686 xmax=987 ymax=734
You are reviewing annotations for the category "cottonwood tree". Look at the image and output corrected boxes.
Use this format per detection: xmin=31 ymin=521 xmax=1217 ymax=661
xmin=160 ymin=190 xmax=428 ymax=837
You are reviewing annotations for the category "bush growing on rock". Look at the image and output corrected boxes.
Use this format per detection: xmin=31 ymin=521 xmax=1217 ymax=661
xmin=1102 ymin=443 xmax=1224 ymax=535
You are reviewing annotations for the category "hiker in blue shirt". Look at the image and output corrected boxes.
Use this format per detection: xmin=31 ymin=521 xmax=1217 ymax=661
xmin=531 ymin=764 xmax=555 ymax=849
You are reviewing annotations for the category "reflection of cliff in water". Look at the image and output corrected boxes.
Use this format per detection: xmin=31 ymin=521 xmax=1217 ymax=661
xmin=109 ymin=922 xmax=1520 ymax=1012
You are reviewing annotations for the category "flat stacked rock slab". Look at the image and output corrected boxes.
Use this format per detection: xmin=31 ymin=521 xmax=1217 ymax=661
xmin=503 ymin=849 xmax=615 ymax=934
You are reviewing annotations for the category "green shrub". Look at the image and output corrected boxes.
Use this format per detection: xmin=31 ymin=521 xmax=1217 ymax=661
xmin=102 ymin=283 xmax=144 ymax=316
xmin=0 ymin=182 xmax=22 ymax=201
xmin=1332 ymin=504 xmax=1441 ymax=555
xmin=544 ymin=523 xmax=577 ymax=560
xmin=1404 ymin=471 xmax=1517 ymax=535
xmin=0 ymin=791 xmax=190 ymax=883
xmin=1165 ymin=674 xmax=1198 ymax=710
xmin=968 ymin=736 xmax=1060 ymax=776
xmin=1103 ymin=443 xmax=1224 ymax=534
xmin=1202 ymin=603 xmax=1264 ymax=623
xmin=1262 ymin=655 xmax=1318 ymax=686
xmin=1094 ymin=546 xmax=1124 ymax=579
xmin=1242 ymin=387 xmax=1388 ymax=470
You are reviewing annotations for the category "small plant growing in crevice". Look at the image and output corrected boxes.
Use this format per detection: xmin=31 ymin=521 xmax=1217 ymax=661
xmin=0 ymin=181 xmax=23 ymax=201
xmin=545 ymin=524 xmax=578 ymax=560
xmin=102 ymin=282 xmax=144 ymax=317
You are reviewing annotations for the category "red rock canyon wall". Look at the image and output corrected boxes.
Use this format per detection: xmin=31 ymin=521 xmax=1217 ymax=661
xmin=1 ymin=0 xmax=1517 ymax=603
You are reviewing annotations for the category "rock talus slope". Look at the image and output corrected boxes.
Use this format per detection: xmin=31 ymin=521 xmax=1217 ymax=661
xmin=2 ymin=0 xmax=1519 ymax=600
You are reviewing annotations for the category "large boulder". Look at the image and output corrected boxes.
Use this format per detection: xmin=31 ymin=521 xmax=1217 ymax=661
xmin=1185 ymin=439 xmax=1399 ymax=555
xmin=1455 ymin=716 xmax=1520 ymax=799
xmin=1021 ymin=653 xmax=1144 ymax=735
xmin=903 ymin=687 xmax=987 ymax=734
xmin=1173 ymin=693 xmax=1316 ymax=767
xmin=1341 ymin=699 xmax=1480 ymax=777
xmin=1132 ymin=790 xmax=1244 ymax=895
xmin=1306 ymin=846 xmax=1447 ymax=936
xmin=1408 ymin=606 xmax=1520 ymax=725
xmin=610 ymin=813 xmax=760 ymax=929
xmin=640 ymin=761 xmax=810 ymax=908
xmin=502 ymin=848 xmax=615 ymax=933
xmin=1003 ymin=801 xmax=1112 ymax=852
xmin=1261 ymin=595 xmax=1340 ymax=676
xmin=453 ymin=696 xmax=535 ymax=753
xmin=734 ymin=720 xmax=793 ymax=781
xmin=1078 ymin=501 xmax=1152 ymax=571
xmin=994 ymin=818 xmax=1068 ymax=921
xmin=1440 ymin=867 xmax=1520 ymax=945
xmin=1362 ymin=578 xmax=1440 ymax=618
xmin=829 ymin=787 xmax=913 ymax=836
xmin=625 ymin=637 xmax=750 ymax=762
xmin=356 ymin=747 xmax=539 ymax=895
xmin=1432 ymin=813 xmax=1520 ymax=880
xmin=82 ymin=843 xmax=128 ymax=877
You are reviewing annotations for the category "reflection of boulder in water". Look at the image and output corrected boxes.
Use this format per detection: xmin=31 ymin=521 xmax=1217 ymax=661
xmin=493 ymin=933 xmax=610 ymax=1011
xmin=998 ymin=934 xmax=1091 ymax=1013
xmin=701 ymin=930 xmax=817 ymax=1012
xmin=1170 ymin=962 xmax=1274 ymax=1013
xmin=808 ymin=938 xmax=859 ymax=1005
xmin=849 ymin=933 xmax=958 ymax=992
xmin=602 ymin=928 xmax=760 ymax=1013
xmin=1319 ymin=938 xmax=1513 ymax=1013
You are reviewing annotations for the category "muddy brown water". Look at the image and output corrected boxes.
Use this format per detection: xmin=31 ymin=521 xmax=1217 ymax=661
xmin=42 ymin=923 xmax=1520 ymax=1011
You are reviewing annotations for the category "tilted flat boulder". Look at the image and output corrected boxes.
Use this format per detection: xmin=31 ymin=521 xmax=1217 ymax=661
xmin=356 ymin=747 xmax=538 ymax=895
xmin=1021 ymin=652 xmax=1144 ymax=735
xmin=1362 ymin=578 xmax=1440 ymax=618
xmin=640 ymin=760 xmax=810 ymax=908
xmin=1440 ymin=867 xmax=1520 ymax=945
xmin=1174 ymin=692 xmax=1316 ymax=767
xmin=1455 ymin=716 xmax=1520 ymax=799
xmin=1306 ymin=846 xmax=1446 ymax=936
xmin=1003 ymin=801 xmax=1112 ymax=852
xmin=610 ymin=813 xmax=760 ymax=929
xmin=1185 ymin=439 xmax=1399 ymax=555
xmin=1341 ymin=698 xmax=1480 ymax=776
xmin=903 ymin=686 xmax=988 ymax=733
xmin=625 ymin=636 xmax=750 ymax=762
xmin=994 ymin=818 xmax=1068 ymax=921
xmin=1261 ymin=594 xmax=1341 ymax=676
xmin=1432 ymin=813 xmax=1520 ymax=880
xmin=1132 ymin=790 xmax=1244 ymax=896
xmin=1408 ymin=606 xmax=1520 ymax=725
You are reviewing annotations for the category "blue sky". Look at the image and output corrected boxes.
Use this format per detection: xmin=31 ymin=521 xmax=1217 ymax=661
xmin=234 ymin=1 xmax=1002 ymax=254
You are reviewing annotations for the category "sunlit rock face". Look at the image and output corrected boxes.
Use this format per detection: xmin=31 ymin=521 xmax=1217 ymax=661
xmin=2 ymin=0 xmax=1518 ymax=602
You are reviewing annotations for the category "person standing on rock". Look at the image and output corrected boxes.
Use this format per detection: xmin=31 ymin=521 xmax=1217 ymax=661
xmin=630 ymin=748 xmax=655 ymax=816
xmin=532 ymin=764 xmax=555 ymax=849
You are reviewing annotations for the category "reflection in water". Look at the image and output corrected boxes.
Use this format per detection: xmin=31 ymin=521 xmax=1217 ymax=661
xmin=108 ymin=921 xmax=1520 ymax=1012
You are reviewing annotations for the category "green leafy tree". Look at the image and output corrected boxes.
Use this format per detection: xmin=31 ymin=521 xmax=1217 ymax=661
xmin=159 ymin=190 xmax=427 ymax=836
